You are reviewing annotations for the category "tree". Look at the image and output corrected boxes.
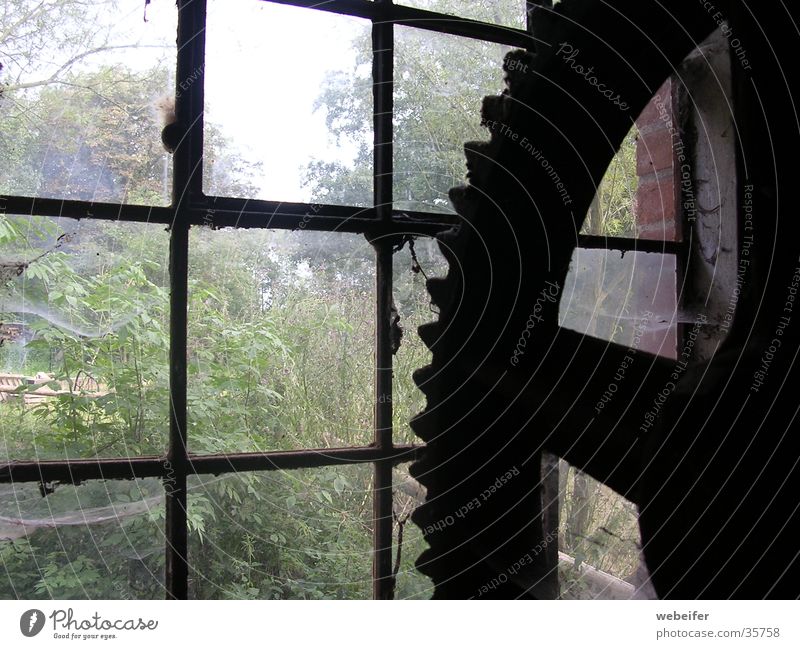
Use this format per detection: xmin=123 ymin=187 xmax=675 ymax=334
xmin=0 ymin=0 xmax=642 ymax=600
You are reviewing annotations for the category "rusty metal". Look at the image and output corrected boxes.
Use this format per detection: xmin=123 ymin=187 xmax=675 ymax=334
xmin=371 ymin=0 xmax=396 ymax=599
xmin=0 ymin=445 xmax=423 ymax=484
xmin=0 ymin=193 xmax=456 ymax=236
xmin=164 ymin=0 xmax=209 ymax=601
xmin=0 ymin=195 xmax=174 ymax=224
xmin=0 ymin=457 xmax=167 ymax=483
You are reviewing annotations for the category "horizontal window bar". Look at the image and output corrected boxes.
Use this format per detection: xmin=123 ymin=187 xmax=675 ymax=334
xmin=0 ymin=457 xmax=167 ymax=483
xmin=578 ymin=234 xmax=682 ymax=255
xmin=187 ymin=444 xmax=421 ymax=473
xmin=198 ymin=197 xmax=457 ymax=234
xmin=263 ymin=0 xmax=538 ymax=48
xmin=2 ymin=194 xmax=456 ymax=234
xmin=3 ymin=196 xmax=682 ymax=251
xmin=0 ymin=195 xmax=174 ymax=225
xmin=0 ymin=444 xmax=422 ymax=483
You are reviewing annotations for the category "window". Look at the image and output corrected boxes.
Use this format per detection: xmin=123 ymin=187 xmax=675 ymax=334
xmin=557 ymin=77 xmax=693 ymax=598
xmin=0 ymin=0 xmax=540 ymax=600
xmin=0 ymin=0 xmax=694 ymax=600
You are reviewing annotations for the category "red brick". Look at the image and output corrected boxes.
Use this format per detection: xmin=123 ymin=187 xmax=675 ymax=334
xmin=636 ymin=127 xmax=676 ymax=176
xmin=637 ymin=221 xmax=678 ymax=241
xmin=635 ymin=175 xmax=677 ymax=228
xmin=635 ymin=79 xmax=673 ymax=128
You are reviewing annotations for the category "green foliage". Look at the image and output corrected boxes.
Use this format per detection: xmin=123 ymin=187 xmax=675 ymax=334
xmin=0 ymin=0 xmax=643 ymax=601
xmin=0 ymin=212 xmax=418 ymax=598
xmin=582 ymin=128 xmax=640 ymax=238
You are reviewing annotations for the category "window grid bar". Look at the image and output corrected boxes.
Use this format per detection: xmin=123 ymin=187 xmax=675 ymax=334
xmin=373 ymin=241 xmax=395 ymax=599
xmin=371 ymin=0 xmax=395 ymax=600
xmin=0 ymin=195 xmax=174 ymax=225
xmin=0 ymin=192 xmax=685 ymax=253
xmin=0 ymin=444 xmax=423 ymax=484
xmin=166 ymin=221 xmax=189 ymax=600
xmin=164 ymin=0 xmax=208 ymax=601
xmin=264 ymin=0 xmax=538 ymax=49
xmin=0 ymin=194 xmax=456 ymax=234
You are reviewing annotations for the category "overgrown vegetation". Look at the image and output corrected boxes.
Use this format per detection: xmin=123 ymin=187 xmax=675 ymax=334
xmin=1 ymin=0 xmax=643 ymax=599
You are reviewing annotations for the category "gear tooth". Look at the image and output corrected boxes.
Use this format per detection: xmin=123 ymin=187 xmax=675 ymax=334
xmin=436 ymin=229 xmax=462 ymax=265
xmin=414 ymin=547 xmax=441 ymax=577
xmin=410 ymin=409 xmax=438 ymax=442
xmin=448 ymin=185 xmax=479 ymax=218
xmin=408 ymin=463 xmax=427 ymax=488
xmin=503 ymin=49 xmax=535 ymax=95
xmin=480 ymin=94 xmax=509 ymax=124
xmin=418 ymin=321 xmax=442 ymax=349
xmin=412 ymin=364 xmax=436 ymax=390
xmin=436 ymin=241 xmax=459 ymax=268
xmin=464 ymin=140 xmax=494 ymax=187
xmin=411 ymin=502 xmax=436 ymax=530
xmin=425 ymin=277 xmax=451 ymax=309
xmin=464 ymin=140 xmax=492 ymax=159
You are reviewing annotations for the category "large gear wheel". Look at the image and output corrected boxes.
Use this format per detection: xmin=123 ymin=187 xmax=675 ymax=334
xmin=408 ymin=0 xmax=800 ymax=599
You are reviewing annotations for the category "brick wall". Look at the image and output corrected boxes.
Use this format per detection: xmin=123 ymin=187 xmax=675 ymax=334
xmin=634 ymin=79 xmax=680 ymax=241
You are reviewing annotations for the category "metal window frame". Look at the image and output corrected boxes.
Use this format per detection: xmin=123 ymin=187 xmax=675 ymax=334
xmin=0 ymin=0 xmax=682 ymax=601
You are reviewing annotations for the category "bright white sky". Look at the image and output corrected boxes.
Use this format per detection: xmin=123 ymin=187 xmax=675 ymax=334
xmin=28 ymin=0 xmax=367 ymax=204
xmin=203 ymin=0 xmax=368 ymax=203
xmin=138 ymin=0 xmax=366 ymax=203
xmin=15 ymin=0 xmax=525 ymax=204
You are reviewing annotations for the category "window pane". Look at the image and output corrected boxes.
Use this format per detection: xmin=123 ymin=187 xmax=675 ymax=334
xmin=580 ymin=127 xmax=639 ymax=239
xmin=392 ymin=462 xmax=431 ymax=599
xmin=0 ymin=0 xmax=177 ymax=205
xmin=0 ymin=216 xmax=170 ymax=461
xmin=396 ymin=1 xmax=527 ymax=29
xmin=559 ymin=249 xmax=677 ymax=357
xmin=392 ymin=236 xmax=447 ymax=446
xmin=582 ymin=82 xmax=682 ymax=241
xmin=0 ymin=479 xmax=164 ymax=598
xmin=187 ymin=228 xmax=373 ymax=453
xmin=187 ymin=466 xmax=372 ymax=599
xmin=203 ymin=1 xmax=372 ymax=206
xmin=394 ymin=27 xmax=513 ymax=213
xmin=558 ymin=461 xmax=653 ymax=600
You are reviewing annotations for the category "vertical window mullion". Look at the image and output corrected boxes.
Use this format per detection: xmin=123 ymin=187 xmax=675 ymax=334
xmin=166 ymin=221 xmax=190 ymax=600
xmin=372 ymin=0 xmax=395 ymax=600
xmin=165 ymin=0 xmax=207 ymax=600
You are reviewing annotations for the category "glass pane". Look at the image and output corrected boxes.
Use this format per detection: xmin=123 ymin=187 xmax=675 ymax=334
xmin=559 ymin=249 xmax=677 ymax=357
xmin=203 ymin=0 xmax=372 ymax=206
xmin=392 ymin=236 xmax=447 ymax=445
xmin=580 ymin=127 xmax=639 ymax=239
xmin=0 ymin=479 xmax=164 ymax=598
xmin=557 ymin=461 xmax=652 ymax=600
xmin=187 ymin=466 xmax=373 ymax=599
xmin=0 ymin=0 xmax=177 ymax=205
xmin=394 ymin=27 xmax=513 ymax=213
xmin=0 ymin=216 xmax=170 ymax=461
xmin=392 ymin=462 xmax=431 ymax=599
xmin=397 ymin=1 xmax=527 ymax=29
xmin=187 ymin=228 xmax=373 ymax=453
